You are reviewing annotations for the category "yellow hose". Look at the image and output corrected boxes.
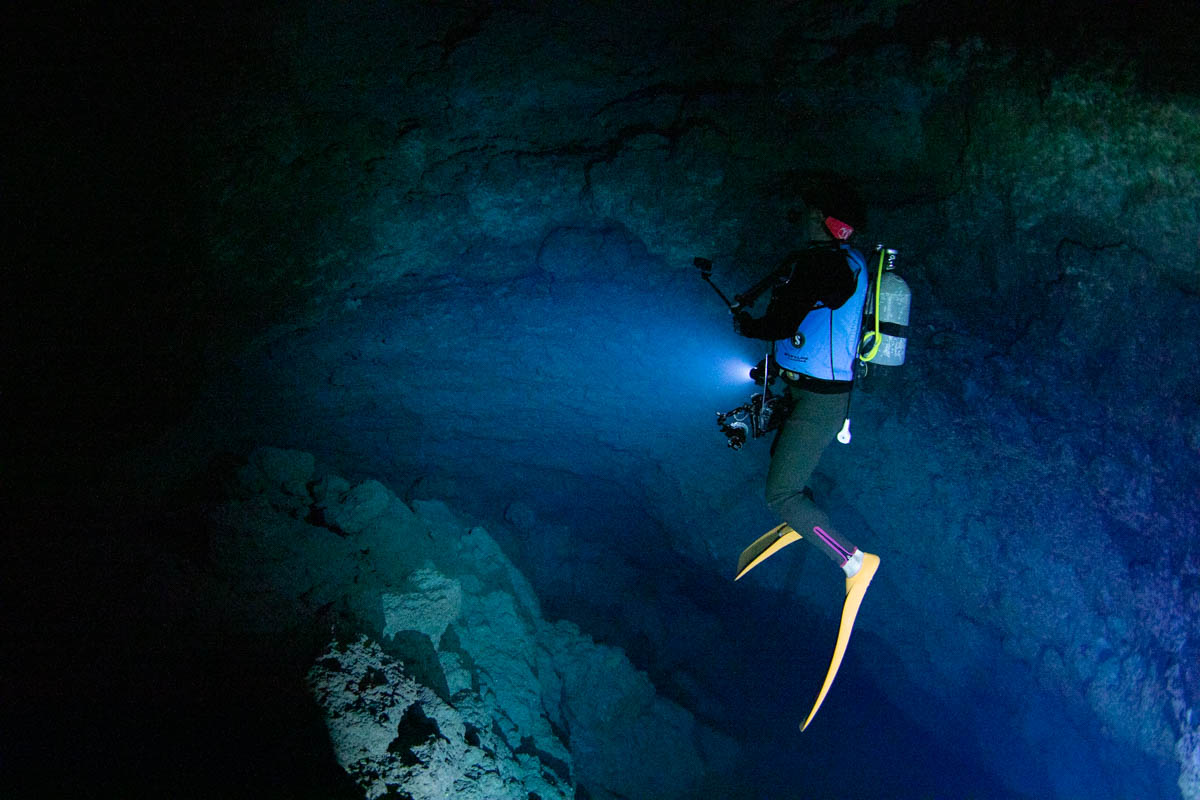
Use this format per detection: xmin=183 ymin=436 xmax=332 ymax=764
xmin=859 ymin=248 xmax=885 ymax=362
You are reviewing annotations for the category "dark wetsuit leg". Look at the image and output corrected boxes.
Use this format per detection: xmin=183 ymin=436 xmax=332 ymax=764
xmin=765 ymin=388 xmax=857 ymax=565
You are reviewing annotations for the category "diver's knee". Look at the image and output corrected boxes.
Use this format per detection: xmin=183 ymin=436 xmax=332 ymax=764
xmin=765 ymin=485 xmax=814 ymax=515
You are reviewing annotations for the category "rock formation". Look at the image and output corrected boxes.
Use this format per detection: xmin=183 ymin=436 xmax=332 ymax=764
xmin=215 ymin=446 xmax=735 ymax=800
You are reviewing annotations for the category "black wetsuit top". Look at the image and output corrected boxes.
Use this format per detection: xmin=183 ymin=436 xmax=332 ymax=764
xmin=736 ymin=245 xmax=857 ymax=341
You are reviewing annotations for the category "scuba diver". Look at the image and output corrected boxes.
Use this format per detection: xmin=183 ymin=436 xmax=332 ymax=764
xmin=729 ymin=174 xmax=881 ymax=730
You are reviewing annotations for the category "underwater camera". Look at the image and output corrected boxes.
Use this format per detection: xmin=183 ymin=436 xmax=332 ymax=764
xmin=715 ymin=357 xmax=792 ymax=450
xmin=716 ymin=391 xmax=792 ymax=450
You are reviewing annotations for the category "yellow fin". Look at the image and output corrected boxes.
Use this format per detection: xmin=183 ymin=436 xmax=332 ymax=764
xmin=735 ymin=524 xmax=802 ymax=580
xmin=800 ymin=553 xmax=880 ymax=731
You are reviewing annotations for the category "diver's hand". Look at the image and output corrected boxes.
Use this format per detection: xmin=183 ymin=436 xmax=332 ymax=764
xmin=732 ymin=310 xmax=752 ymax=336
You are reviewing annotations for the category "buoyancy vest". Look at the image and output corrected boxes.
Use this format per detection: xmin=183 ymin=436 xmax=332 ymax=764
xmin=773 ymin=244 xmax=868 ymax=383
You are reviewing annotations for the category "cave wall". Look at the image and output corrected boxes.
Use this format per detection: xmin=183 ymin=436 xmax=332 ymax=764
xmin=161 ymin=3 xmax=1200 ymax=797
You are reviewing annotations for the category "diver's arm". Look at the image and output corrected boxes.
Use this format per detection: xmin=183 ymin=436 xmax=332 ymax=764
xmin=733 ymin=251 xmax=803 ymax=308
xmin=734 ymin=286 xmax=815 ymax=340
xmin=733 ymin=249 xmax=855 ymax=340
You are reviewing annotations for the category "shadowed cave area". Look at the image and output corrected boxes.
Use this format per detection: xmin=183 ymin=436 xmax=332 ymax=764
xmin=5 ymin=1 xmax=1200 ymax=798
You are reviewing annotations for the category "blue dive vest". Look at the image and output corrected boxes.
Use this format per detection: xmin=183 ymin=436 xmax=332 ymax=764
xmin=773 ymin=245 xmax=868 ymax=383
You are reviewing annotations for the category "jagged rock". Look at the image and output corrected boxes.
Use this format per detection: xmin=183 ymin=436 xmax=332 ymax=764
xmin=322 ymin=478 xmax=393 ymax=534
xmin=310 ymin=473 xmax=352 ymax=507
xmin=538 ymin=619 xmax=710 ymax=800
xmin=1178 ymin=722 xmax=1200 ymax=800
xmin=382 ymin=570 xmax=463 ymax=642
xmin=308 ymin=635 xmax=571 ymax=800
xmin=211 ymin=451 xmax=733 ymax=799
xmin=456 ymin=525 xmax=543 ymax=621
xmin=453 ymin=586 xmax=570 ymax=775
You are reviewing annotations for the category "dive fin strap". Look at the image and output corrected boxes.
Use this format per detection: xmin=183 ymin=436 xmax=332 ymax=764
xmin=735 ymin=524 xmax=803 ymax=581
xmin=800 ymin=552 xmax=880 ymax=731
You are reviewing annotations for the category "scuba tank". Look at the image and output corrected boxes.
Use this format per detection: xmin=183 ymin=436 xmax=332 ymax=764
xmin=859 ymin=246 xmax=911 ymax=367
xmin=838 ymin=246 xmax=910 ymax=445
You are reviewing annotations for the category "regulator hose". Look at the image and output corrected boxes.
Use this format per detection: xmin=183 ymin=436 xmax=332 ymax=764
xmin=859 ymin=247 xmax=886 ymax=363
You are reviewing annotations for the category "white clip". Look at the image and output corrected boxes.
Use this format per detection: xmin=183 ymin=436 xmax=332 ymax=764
xmin=837 ymin=418 xmax=852 ymax=444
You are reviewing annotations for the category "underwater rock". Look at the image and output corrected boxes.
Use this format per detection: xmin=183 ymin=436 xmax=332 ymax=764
xmin=381 ymin=570 xmax=463 ymax=642
xmin=308 ymin=634 xmax=570 ymax=800
xmin=321 ymin=478 xmax=394 ymax=534
xmin=212 ymin=448 xmax=733 ymax=799
xmin=539 ymin=618 xmax=714 ymax=800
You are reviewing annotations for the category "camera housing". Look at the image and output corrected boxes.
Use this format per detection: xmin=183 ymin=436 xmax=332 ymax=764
xmin=716 ymin=391 xmax=792 ymax=450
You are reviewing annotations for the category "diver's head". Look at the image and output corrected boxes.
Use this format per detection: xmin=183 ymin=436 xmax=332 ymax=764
xmin=791 ymin=171 xmax=865 ymax=242
xmin=805 ymin=207 xmax=836 ymax=242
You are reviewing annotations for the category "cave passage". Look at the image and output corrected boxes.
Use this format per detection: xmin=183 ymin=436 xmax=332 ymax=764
xmin=5 ymin=1 xmax=1199 ymax=799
